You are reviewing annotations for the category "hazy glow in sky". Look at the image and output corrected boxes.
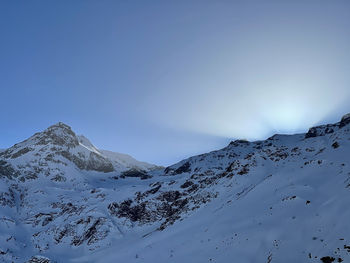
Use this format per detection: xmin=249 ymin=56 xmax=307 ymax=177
xmin=1 ymin=0 xmax=350 ymax=165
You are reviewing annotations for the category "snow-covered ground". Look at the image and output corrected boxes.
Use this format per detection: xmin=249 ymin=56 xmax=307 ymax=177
xmin=1 ymin=116 xmax=350 ymax=262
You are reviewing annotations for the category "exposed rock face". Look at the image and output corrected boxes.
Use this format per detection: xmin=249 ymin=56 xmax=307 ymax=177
xmin=0 ymin=122 xmax=115 ymax=179
xmin=340 ymin=113 xmax=350 ymax=127
xmin=58 ymin=150 xmax=114 ymax=173
xmin=0 ymin=160 xmax=20 ymax=179
xmin=1 ymin=114 xmax=350 ymax=262
xmin=0 ymin=122 xmax=160 ymax=262
xmin=108 ymin=184 xmax=214 ymax=231
xmin=110 ymin=114 xmax=350 ymax=233
xmin=120 ymin=168 xmax=151 ymax=179
xmin=36 ymin=122 xmax=79 ymax=147
xmin=305 ymin=125 xmax=335 ymax=138
xmin=305 ymin=113 xmax=350 ymax=138
xmin=164 ymin=161 xmax=191 ymax=175
xmin=0 ymin=122 xmax=159 ymax=184
xmin=27 ymin=255 xmax=52 ymax=263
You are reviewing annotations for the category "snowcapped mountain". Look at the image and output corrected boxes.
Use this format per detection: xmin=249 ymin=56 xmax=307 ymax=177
xmin=1 ymin=115 xmax=350 ymax=262
xmin=0 ymin=122 xmax=159 ymax=180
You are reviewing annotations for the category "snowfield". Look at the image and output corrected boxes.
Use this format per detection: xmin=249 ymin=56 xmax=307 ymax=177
xmin=1 ymin=116 xmax=350 ymax=263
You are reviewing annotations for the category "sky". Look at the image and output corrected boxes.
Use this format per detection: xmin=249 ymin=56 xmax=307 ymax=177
xmin=1 ymin=0 xmax=350 ymax=166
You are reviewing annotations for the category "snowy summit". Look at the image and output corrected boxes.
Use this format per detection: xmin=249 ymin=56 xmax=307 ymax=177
xmin=1 ymin=115 xmax=350 ymax=262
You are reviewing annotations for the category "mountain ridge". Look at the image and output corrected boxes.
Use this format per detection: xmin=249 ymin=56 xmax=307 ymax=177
xmin=0 ymin=122 xmax=159 ymax=181
xmin=1 ymin=114 xmax=350 ymax=262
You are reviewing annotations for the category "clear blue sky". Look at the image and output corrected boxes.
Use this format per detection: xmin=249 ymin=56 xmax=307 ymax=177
xmin=1 ymin=0 xmax=350 ymax=166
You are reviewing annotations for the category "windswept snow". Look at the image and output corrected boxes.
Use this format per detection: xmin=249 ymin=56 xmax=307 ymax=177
xmin=100 ymin=149 xmax=160 ymax=171
xmin=1 ymin=116 xmax=350 ymax=262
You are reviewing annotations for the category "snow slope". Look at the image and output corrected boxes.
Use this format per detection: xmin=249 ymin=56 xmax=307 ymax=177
xmin=1 ymin=116 xmax=350 ymax=263
xmin=100 ymin=150 xmax=161 ymax=172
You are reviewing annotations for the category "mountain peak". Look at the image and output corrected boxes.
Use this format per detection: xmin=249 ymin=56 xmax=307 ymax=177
xmin=340 ymin=113 xmax=350 ymax=127
xmin=0 ymin=121 xmax=161 ymax=180
xmin=341 ymin=113 xmax=350 ymax=121
xmin=38 ymin=122 xmax=78 ymax=148
xmin=1 ymin=114 xmax=350 ymax=262
xmin=47 ymin=122 xmax=72 ymax=131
